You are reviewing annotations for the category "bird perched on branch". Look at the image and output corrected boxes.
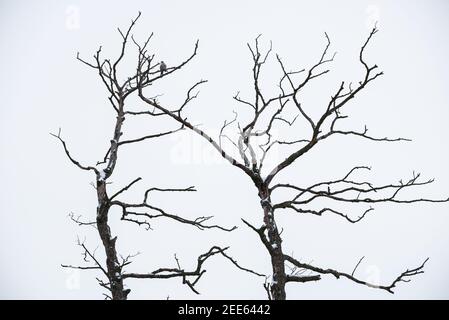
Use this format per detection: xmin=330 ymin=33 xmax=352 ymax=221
xmin=160 ymin=61 xmax=167 ymax=75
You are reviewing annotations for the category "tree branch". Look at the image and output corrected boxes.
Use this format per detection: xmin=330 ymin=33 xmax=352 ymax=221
xmin=284 ymin=254 xmax=429 ymax=294
xmin=50 ymin=128 xmax=98 ymax=174
xmin=122 ymin=246 xmax=263 ymax=294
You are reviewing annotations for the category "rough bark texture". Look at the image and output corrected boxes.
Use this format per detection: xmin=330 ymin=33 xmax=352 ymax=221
xmin=95 ymin=108 xmax=128 ymax=299
xmin=259 ymin=186 xmax=286 ymax=300
xmin=96 ymin=199 xmax=127 ymax=300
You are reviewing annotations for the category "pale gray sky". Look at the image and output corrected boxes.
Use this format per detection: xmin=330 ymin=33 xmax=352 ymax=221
xmin=1 ymin=0 xmax=448 ymax=299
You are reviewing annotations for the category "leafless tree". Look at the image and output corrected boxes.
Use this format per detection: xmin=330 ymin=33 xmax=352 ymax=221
xmin=133 ymin=25 xmax=449 ymax=299
xmin=52 ymin=13 xmax=262 ymax=300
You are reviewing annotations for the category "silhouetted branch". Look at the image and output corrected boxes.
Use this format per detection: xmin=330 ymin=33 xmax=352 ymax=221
xmin=123 ymin=246 xmax=263 ymax=294
xmin=284 ymin=254 xmax=429 ymax=294
xmin=111 ymin=183 xmax=237 ymax=231
xmin=69 ymin=212 xmax=97 ymax=229
xmin=117 ymin=126 xmax=183 ymax=146
xmin=271 ymin=168 xmax=448 ymax=222
xmin=110 ymin=177 xmax=142 ymax=201
xmin=51 ymin=128 xmax=98 ymax=173
xmin=62 ymin=241 xmax=108 ymax=278
xmin=286 ymin=275 xmax=321 ymax=283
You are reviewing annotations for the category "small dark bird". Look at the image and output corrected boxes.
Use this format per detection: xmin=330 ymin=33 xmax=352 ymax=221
xmin=160 ymin=61 xmax=167 ymax=75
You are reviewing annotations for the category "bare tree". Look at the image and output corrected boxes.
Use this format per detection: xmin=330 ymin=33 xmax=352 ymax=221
xmin=52 ymin=13 xmax=262 ymax=300
xmin=134 ymin=25 xmax=449 ymax=299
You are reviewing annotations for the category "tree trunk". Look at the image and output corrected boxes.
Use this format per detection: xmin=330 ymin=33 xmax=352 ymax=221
xmin=96 ymin=180 xmax=128 ymax=300
xmin=95 ymin=108 xmax=129 ymax=300
xmin=259 ymin=186 xmax=286 ymax=300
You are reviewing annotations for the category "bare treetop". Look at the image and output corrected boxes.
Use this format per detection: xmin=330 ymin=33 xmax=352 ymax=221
xmin=52 ymin=12 xmax=262 ymax=300
xmin=129 ymin=19 xmax=448 ymax=299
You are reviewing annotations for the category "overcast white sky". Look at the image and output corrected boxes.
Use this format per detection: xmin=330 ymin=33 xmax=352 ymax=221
xmin=1 ymin=0 xmax=448 ymax=299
